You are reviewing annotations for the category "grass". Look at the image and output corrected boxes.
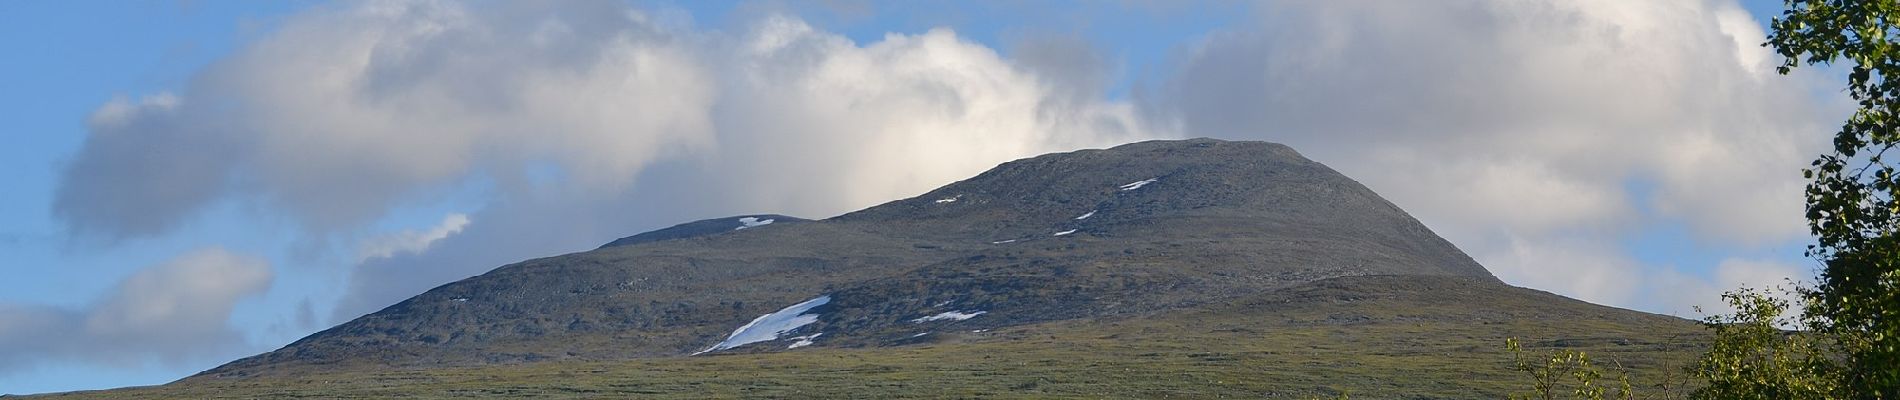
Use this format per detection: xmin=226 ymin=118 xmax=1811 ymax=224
xmin=31 ymin=276 xmax=1708 ymax=399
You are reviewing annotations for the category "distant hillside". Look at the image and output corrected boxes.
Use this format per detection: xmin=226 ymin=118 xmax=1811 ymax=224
xmin=598 ymin=214 xmax=811 ymax=249
xmin=36 ymin=139 xmax=1704 ymax=398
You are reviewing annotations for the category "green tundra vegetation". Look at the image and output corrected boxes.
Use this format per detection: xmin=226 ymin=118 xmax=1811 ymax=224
xmin=34 ymin=276 xmax=1705 ymax=399
xmin=1501 ymin=290 xmax=1813 ymax=400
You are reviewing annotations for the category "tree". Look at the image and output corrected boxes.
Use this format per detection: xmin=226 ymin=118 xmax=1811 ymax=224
xmin=1505 ymin=337 xmax=1633 ymax=400
xmin=1688 ymin=289 xmax=1836 ymax=400
xmin=1768 ymin=0 xmax=1900 ymax=397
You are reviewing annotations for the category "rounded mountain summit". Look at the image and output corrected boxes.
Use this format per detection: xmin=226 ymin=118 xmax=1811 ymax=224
xmin=204 ymin=139 xmax=1522 ymax=376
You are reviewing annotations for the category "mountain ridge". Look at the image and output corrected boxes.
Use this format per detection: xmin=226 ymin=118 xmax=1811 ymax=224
xmin=194 ymin=138 xmax=1509 ymax=378
xmin=27 ymin=138 xmax=1714 ymax=398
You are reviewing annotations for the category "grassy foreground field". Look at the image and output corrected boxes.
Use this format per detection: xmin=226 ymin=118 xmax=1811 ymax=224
xmin=32 ymin=277 xmax=1707 ymax=399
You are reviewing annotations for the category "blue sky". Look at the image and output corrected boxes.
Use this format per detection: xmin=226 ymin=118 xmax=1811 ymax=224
xmin=0 ymin=0 xmax=1834 ymax=394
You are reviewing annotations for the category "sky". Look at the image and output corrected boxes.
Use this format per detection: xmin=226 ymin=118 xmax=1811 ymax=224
xmin=0 ymin=0 xmax=1844 ymax=394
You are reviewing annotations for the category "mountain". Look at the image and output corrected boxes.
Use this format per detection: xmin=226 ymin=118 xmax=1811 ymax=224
xmin=38 ymin=138 xmax=1705 ymax=398
xmin=597 ymin=214 xmax=809 ymax=249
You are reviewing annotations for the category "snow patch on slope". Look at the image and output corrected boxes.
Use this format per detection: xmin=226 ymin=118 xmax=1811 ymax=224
xmin=912 ymin=310 xmax=986 ymax=323
xmin=934 ymin=195 xmax=962 ymax=204
xmin=694 ymin=295 xmax=829 ymax=355
xmin=1119 ymin=178 xmax=1158 ymax=191
xmin=786 ymin=333 xmax=823 ymax=349
xmin=1053 ymin=229 xmax=1076 ymax=236
xmin=734 ymin=216 xmax=775 ymax=230
xmin=1075 ymin=210 xmax=1095 ymax=220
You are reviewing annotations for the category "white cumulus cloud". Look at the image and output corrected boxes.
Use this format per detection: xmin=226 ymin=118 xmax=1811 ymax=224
xmin=355 ymin=213 xmax=470 ymax=262
xmin=1143 ymin=0 xmax=1840 ymax=310
xmin=0 ymin=247 xmax=272 ymax=372
xmin=51 ymin=2 xmax=1152 ymax=321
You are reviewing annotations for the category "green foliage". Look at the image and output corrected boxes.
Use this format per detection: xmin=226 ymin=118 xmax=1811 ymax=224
xmin=1768 ymin=0 xmax=1900 ymax=396
xmin=1505 ymin=337 xmax=1634 ymax=400
xmin=1688 ymin=289 xmax=1837 ymax=400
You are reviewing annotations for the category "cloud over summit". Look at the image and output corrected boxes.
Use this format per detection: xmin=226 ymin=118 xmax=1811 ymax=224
xmin=54 ymin=2 xmax=1149 ymax=242
xmin=1144 ymin=0 xmax=1840 ymax=308
xmin=62 ymin=2 xmax=1152 ymax=321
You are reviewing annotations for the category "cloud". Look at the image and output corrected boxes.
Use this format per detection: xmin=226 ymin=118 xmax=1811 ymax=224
xmin=1147 ymin=0 xmax=1835 ymax=243
xmin=55 ymin=3 xmax=1147 ymax=321
xmin=55 ymin=93 xmax=230 ymax=239
xmin=1008 ymin=34 xmax=1115 ymax=107
xmin=1477 ymin=234 xmax=1645 ymax=308
xmin=56 ymin=1 xmax=719 ymax=238
xmin=57 ymin=0 xmax=1149 ymax=235
xmin=1643 ymin=257 xmax=1811 ymax=320
xmin=695 ymin=16 xmax=1150 ymax=215
xmin=1141 ymin=0 xmax=1840 ymax=311
xmin=355 ymin=213 xmax=468 ymax=262
xmin=0 ymin=247 xmax=272 ymax=372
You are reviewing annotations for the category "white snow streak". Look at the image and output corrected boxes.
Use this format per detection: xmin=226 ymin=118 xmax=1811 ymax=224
xmin=1119 ymin=178 xmax=1158 ymax=191
xmin=912 ymin=310 xmax=986 ymax=323
xmin=934 ymin=195 xmax=962 ymax=204
xmin=1053 ymin=229 xmax=1076 ymax=236
xmin=786 ymin=333 xmax=823 ymax=349
xmin=1075 ymin=210 xmax=1095 ymax=220
xmin=734 ymin=216 xmax=775 ymax=230
xmin=991 ymin=239 xmax=1018 ymax=244
xmin=694 ymin=295 xmax=829 ymax=355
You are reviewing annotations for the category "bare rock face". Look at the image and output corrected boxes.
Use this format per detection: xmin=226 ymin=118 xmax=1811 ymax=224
xmin=197 ymin=138 xmax=1497 ymax=378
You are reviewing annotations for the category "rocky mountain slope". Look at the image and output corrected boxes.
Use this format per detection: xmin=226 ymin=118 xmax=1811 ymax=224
xmin=36 ymin=138 xmax=1705 ymax=398
xmin=199 ymin=138 xmax=1498 ymax=375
